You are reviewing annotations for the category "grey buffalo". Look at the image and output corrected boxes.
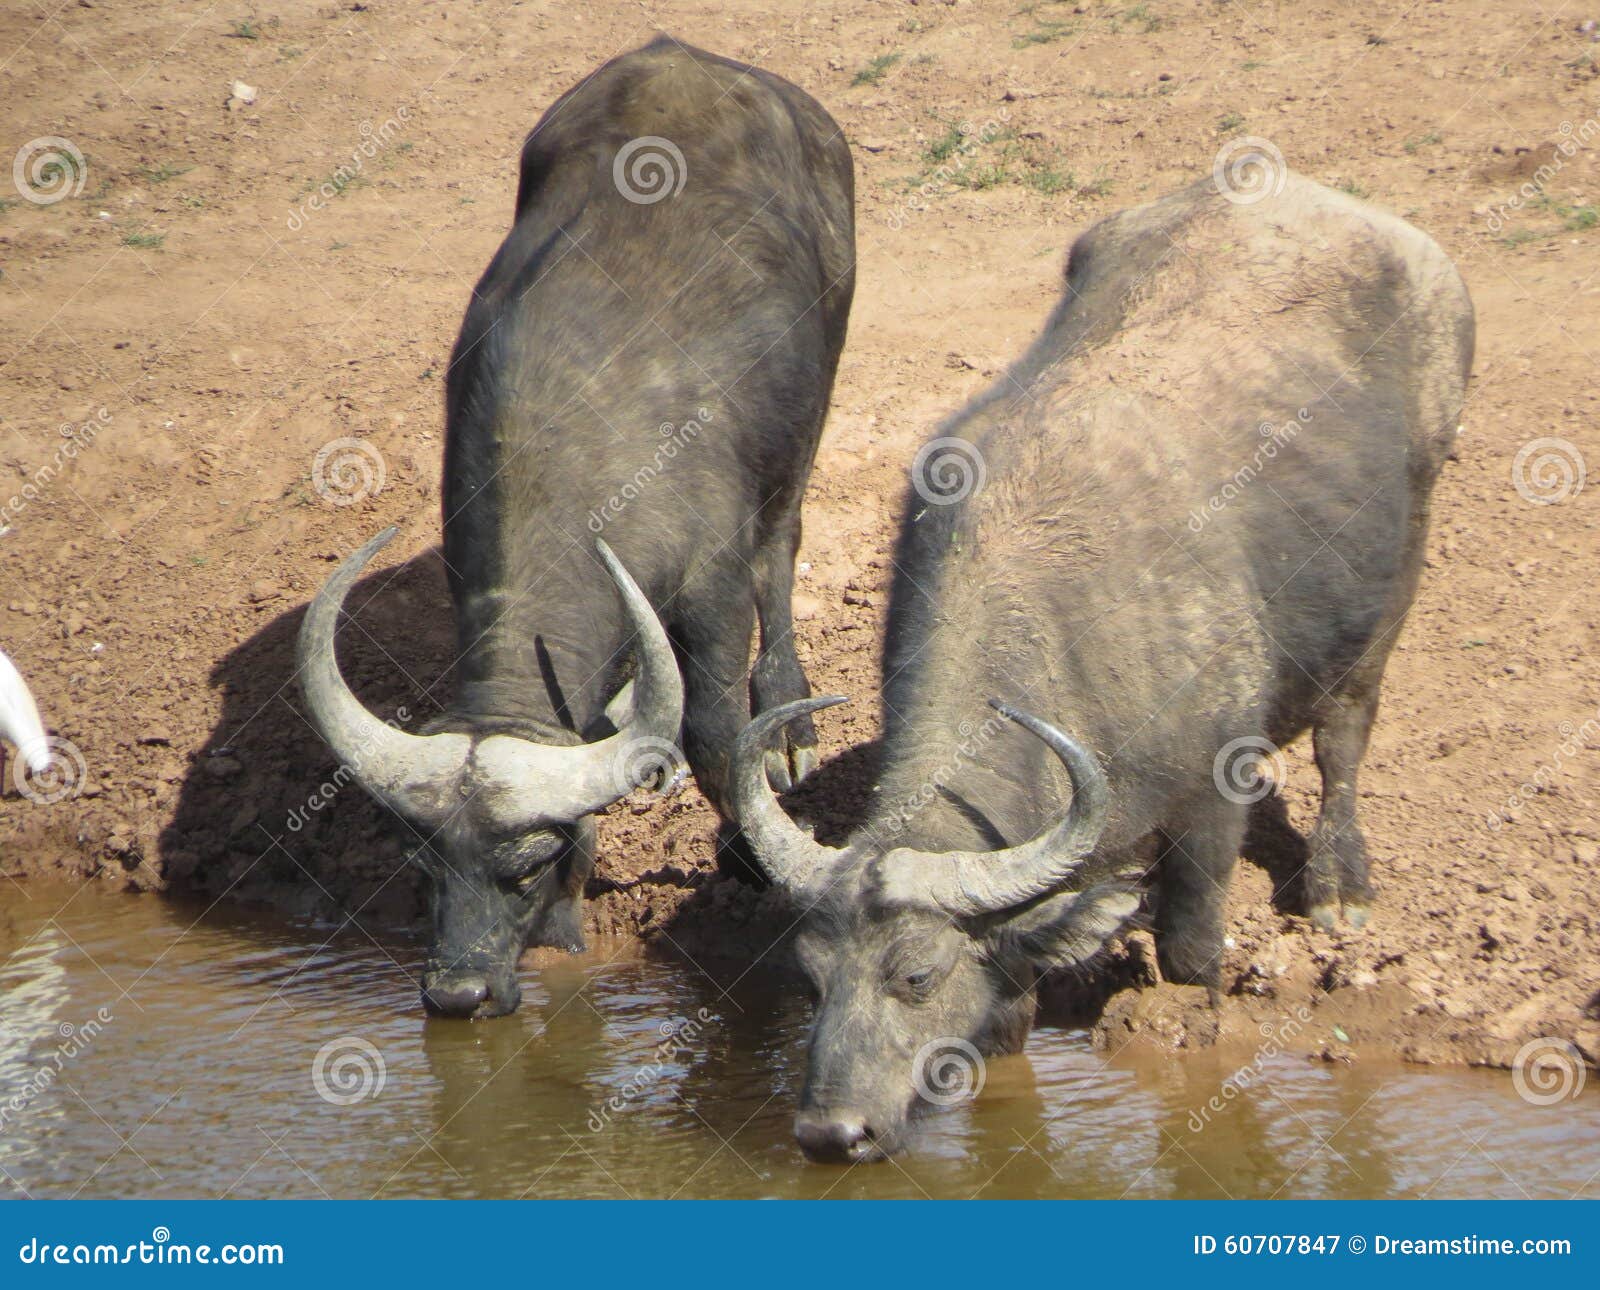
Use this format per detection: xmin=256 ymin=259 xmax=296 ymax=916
xmin=732 ymin=169 xmax=1473 ymax=1160
xmin=300 ymin=37 xmax=855 ymax=1019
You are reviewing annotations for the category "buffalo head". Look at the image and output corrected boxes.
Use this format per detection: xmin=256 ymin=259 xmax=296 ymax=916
xmin=731 ymin=697 xmax=1138 ymax=1162
xmin=299 ymin=528 xmax=682 ymax=1020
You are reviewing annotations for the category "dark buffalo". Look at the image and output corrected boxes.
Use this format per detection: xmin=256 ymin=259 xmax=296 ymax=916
xmin=732 ymin=168 xmax=1473 ymax=1161
xmin=299 ymin=37 xmax=855 ymax=1019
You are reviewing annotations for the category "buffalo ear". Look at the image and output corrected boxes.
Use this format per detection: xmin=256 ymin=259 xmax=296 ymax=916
xmin=987 ymin=883 xmax=1142 ymax=970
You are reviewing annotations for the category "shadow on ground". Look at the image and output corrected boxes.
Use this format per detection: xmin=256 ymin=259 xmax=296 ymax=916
xmin=158 ymin=547 xmax=454 ymax=927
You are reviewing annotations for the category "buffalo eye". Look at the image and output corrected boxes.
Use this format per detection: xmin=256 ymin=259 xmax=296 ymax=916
xmin=495 ymin=833 xmax=563 ymax=887
xmin=897 ymin=966 xmax=941 ymax=1003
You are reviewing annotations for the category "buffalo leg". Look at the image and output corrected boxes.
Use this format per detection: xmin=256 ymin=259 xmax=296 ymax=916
xmin=675 ymin=578 xmax=771 ymax=883
xmin=749 ymin=521 xmax=817 ymax=790
xmin=1305 ymin=483 xmax=1431 ymax=931
xmin=675 ymin=579 xmax=759 ymax=819
xmin=1305 ymin=685 xmax=1380 ymax=932
xmin=1155 ymin=794 xmax=1246 ymax=992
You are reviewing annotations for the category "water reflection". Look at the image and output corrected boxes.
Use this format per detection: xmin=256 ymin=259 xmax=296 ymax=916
xmin=0 ymin=884 xmax=1594 ymax=1200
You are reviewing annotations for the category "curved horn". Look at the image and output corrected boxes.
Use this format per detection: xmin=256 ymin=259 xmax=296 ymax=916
xmin=298 ymin=528 xmax=471 ymax=821
xmin=0 ymin=647 xmax=50 ymax=776
xmin=875 ymin=699 xmax=1110 ymax=918
xmin=591 ymin=538 xmax=682 ymax=745
xmin=729 ymin=696 xmax=849 ymax=898
xmin=467 ymin=538 xmax=684 ymax=824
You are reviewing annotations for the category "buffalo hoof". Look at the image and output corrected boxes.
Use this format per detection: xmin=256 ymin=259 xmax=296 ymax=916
xmin=790 ymin=743 xmax=818 ymax=784
xmin=1308 ymin=901 xmax=1370 ymax=933
xmin=764 ymin=742 xmax=818 ymax=793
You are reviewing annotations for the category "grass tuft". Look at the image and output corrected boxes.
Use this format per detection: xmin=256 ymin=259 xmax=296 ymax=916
xmin=852 ymin=53 xmax=902 ymax=86
xmin=134 ymin=163 xmax=192 ymax=185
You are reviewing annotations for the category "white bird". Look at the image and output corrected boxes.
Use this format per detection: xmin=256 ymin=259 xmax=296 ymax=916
xmin=0 ymin=647 xmax=51 ymax=777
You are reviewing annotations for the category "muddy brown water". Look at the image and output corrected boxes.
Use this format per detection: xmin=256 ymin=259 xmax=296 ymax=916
xmin=1 ymin=883 xmax=1595 ymax=1200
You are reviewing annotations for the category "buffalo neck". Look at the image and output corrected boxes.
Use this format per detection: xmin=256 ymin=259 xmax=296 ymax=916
xmin=448 ymin=550 xmax=631 ymax=741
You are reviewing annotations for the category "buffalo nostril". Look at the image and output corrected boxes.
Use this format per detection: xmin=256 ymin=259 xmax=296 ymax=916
xmin=794 ymin=1113 xmax=877 ymax=1164
xmin=421 ymin=975 xmax=490 ymax=1017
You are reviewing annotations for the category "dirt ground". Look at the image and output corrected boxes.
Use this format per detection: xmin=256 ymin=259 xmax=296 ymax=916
xmin=2 ymin=0 xmax=1597 ymax=1074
